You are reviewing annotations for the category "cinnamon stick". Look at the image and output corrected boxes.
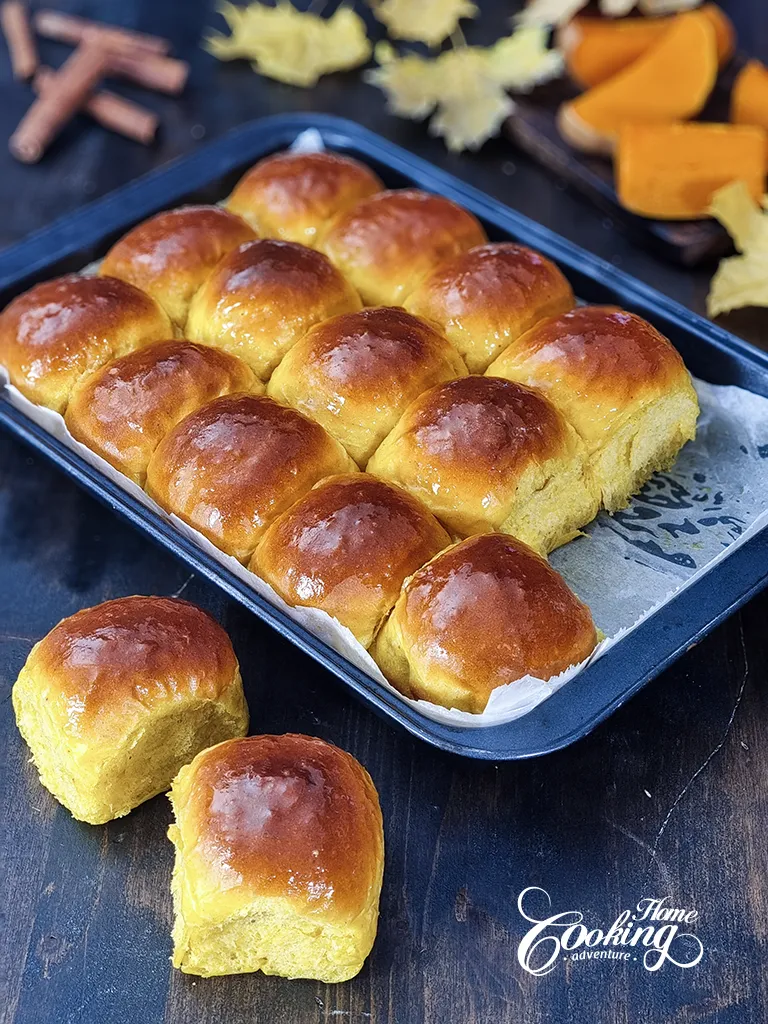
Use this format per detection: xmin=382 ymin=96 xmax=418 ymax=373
xmin=34 ymin=66 xmax=158 ymax=145
xmin=107 ymin=50 xmax=189 ymax=96
xmin=9 ymin=44 xmax=107 ymax=163
xmin=33 ymin=9 xmax=171 ymax=55
xmin=1 ymin=1 xmax=38 ymax=80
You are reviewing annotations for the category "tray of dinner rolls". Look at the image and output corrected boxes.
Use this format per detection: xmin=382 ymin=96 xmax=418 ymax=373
xmin=1 ymin=113 xmax=767 ymax=760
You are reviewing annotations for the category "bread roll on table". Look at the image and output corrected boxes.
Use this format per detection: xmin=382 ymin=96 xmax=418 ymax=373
xmin=251 ymin=475 xmax=451 ymax=647
xmin=146 ymin=393 xmax=357 ymax=563
xmin=65 ymin=340 xmax=260 ymax=485
xmin=486 ymin=306 xmax=699 ymax=510
xmin=404 ymin=242 xmax=575 ymax=372
xmin=185 ymin=238 xmax=362 ymax=380
xmin=267 ymin=306 xmax=468 ymax=466
xmin=227 ymin=150 xmax=383 ymax=246
xmin=367 ymin=375 xmax=600 ymax=554
xmin=168 ymin=733 xmax=384 ymax=982
xmin=371 ymin=533 xmax=598 ymax=713
xmin=320 ymin=189 xmax=487 ymax=306
xmin=12 ymin=597 xmax=248 ymax=824
xmin=0 ymin=274 xmax=171 ymax=412
xmin=99 ymin=205 xmax=256 ymax=328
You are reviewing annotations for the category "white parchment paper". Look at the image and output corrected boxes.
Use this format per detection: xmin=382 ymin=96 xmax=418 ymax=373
xmin=2 ymin=124 xmax=766 ymax=726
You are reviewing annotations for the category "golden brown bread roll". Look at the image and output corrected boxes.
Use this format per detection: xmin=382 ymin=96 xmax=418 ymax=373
xmin=185 ymin=238 xmax=362 ymax=380
xmin=371 ymin=533 xmax=598 ymax=712
xmin=320 ymin=189 xmax=487 ymax=306
xmin=0 ymin=274 xmax=172 ymax=413
xmin=12 ymin=597 xmax=248 ymax=824
xmin=146 ymin=393 xmax=357 ymax=562
xmin=168 ymin=733 xmax=384 ymax=981
xmin=250 ymin=475 xmax=451 ymax=647
xmin=404 ymin=242 xmax=576 ymax=372
xmin=367 ymin=375 xmax=600 ymax=554
xmin=227 ymin=150 xmax=383 ymax=246
xmin=267 ymin=306 xmax=468 ymax=466
xmin=486 ymin=306 xmax=700 ymax=510
xmin=99 ymin=205 xmax=257 ymax=328
xmin=65 ymin=340 xmax=261 ymax=485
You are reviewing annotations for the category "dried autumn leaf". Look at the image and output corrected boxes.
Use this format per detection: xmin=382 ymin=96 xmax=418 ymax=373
xmin=707 ymin=181 xmax=768 ymax=317
xmin=366 ymin=27 xmax=563 ymax=151
xmin=516 ymin=0 xmax=588 ymax=28
xmin=366 ymin=42 xmax=441 ymax=118
xmin=205 ymin=1 xmax=371 ymax=88
xmin=428 ymin=49 xmax=514 ymax=151
xmin=371 ymin=0 xmax=478 ymax=47
xmin=637 ymin=0 xmax=702 ymax=13
xmin=486 ymin=25 xmax=564 ymax=92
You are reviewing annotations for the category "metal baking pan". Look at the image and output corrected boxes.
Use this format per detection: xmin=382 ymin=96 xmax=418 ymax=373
xmin=1 ymin=113 xmax=767 ymax=761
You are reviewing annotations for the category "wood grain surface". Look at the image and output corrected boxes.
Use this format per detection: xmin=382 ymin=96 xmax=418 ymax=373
xmin=0 ymin=3 xmax=766 ymax=1024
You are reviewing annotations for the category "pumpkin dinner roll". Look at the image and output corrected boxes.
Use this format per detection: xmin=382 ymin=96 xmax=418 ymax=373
xmin=99 ymin=205 xmax=257 ymax=328
xmin=371 ymin=533 xmax=598 ymax=713
xmin=12 ymin=597 xmax=248 ymax=825
xmin=251 ymin=475 xmax=451 ymax=647
xmin=486 ymin=306 xmax=700 ymax=511
xmin=367 ymin=375 xmax=599 ymax=555
xmin=146 ymin=394 xmax=357 ymax=563
xmin=404 ymin=242 xmax=575 ymax=372
xmin=267 ymin=306 xmax=468 ymax=467
xmin=168 ymin=734 xmax=384 ymax=982
xmin=65 ymin=340 xmax=260 ymax=485
xmin=227 ymin=150 xmax=384 ymax=246
xmin=320 ymin=189 xmax=487 ymax=306
xmin=0 ymin=274 xmax=171 ymax=413
xmin=185 ymin=238 xmax=362 ymax=380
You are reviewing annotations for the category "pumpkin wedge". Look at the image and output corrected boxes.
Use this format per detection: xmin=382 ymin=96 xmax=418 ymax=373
xmin=559 ymin=4 xmax=734 ymax=89
xmin=616 ymin=122 xmax=767 ymax=219
xmin=558 ymin=11 xmax=718 ymax=155
xmin=731 ymin=60 xmax=768 ymax=136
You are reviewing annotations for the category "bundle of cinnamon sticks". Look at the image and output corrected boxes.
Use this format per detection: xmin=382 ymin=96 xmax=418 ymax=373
xmin=2 ymin=4 xmax=190 ymax=163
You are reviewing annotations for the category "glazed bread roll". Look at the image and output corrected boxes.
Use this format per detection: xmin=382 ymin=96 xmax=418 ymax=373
xmin=371 ymin=533 xmax=598 ymax=713
xmin=267 ymin=307 xmax=468 ymax=466
xmin=12 ymin=597 xmax=248 ymax=824
xmin=99 ymin=205 xmax=256 ymax=328
xmin=0 ymin=274 xmax=172 ymax=413
xmin=168 ymin=734 xmax=384 ymax=981
xmin=185 ymin=238 xmax=362 ymax=380
xmin=65 ymin=341 xmax=261 ymax=485
xmin=320 ymin=189 xmax=487 ymax=306
xmin=146 ymin=394 xmax=357 ymax=563
xmin=227 ymin=150 xmax=383 ymax=246
xmin=486 ymin=306 xmax=700 ymax=510
xmin=404 ymin=242 xmax=575 ymax=372
xmin=251 ymin=475 xmax=451 ymax=647
xmin=367 ymin=376 xmax=600 ymax=554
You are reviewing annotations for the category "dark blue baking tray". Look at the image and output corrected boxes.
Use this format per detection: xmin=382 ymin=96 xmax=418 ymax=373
xmin=1 ymin=113 xmax=767 ymax=760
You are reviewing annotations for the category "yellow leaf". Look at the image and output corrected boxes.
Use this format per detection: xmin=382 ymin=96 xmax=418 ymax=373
xmin=205 ymin=2 xmax=371 ymax=87
xmin=486 ymin=25 xmax=564 ymax=92
xmin=365 ymin=42 xmax=442 ymax=118
xmin=707 ymin=181 xmax=768 ymax=317
xmin=431 ymin=78 xmax=514 ymax=152
xmin=516 ymin=0 xmax=588 ymax=28
xmin=372 ymin=0 xmax=479 ymax=47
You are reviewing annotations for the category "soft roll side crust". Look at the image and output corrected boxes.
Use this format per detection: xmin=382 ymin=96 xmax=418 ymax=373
xmin=367 ymin=375 xmax=600 ymax=555
xmin=0 ymin=274 xmax=172 ymax=413
xmin=168 ymin=734 xmax=384 ymax=982
xmin=486 ymin=305 xmax=700 ymax=511
xmin=226 ymin=150 xmax=384 ymax=246
xmin=371 ymin=533 xmax=598 ymax=713
xmin=145 ymin=393 xmax=357 ymax=563
xmin=65 ymin=340 xmax=261 ymax=485
xmin=12 ymin=597 xmax=248 ymax=824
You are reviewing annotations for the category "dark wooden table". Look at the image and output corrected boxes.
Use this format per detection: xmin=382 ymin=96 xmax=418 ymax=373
xmin=1 ymin=3 xmax=767 ymax=1023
